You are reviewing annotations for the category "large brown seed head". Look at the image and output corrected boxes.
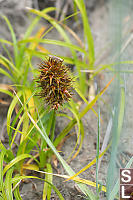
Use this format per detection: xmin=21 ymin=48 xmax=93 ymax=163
xmin=35 ymin=56 xmax=73 ymax=110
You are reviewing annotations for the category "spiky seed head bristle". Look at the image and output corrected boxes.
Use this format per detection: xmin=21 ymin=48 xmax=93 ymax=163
xmin=35 ymin=55 xmax=73 ymax=110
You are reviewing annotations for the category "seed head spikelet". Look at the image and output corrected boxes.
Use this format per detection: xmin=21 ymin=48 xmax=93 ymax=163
xmin=35 ymin=55 xmax=73 ymax=110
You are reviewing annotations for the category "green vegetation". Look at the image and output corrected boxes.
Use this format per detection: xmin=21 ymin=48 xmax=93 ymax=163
xmin=0 ymin=0 xmax=133 ymax=199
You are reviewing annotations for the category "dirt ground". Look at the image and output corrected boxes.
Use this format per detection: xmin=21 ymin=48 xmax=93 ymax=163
xmin=0 ymin=0 xmax=133 ymax=199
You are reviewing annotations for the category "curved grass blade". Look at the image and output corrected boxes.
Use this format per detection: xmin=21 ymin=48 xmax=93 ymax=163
xmin=9 ymin=89 xmax=37 ymax=144
xmin=28 ymin=8 xmax=81 ymax=88
xmin=10 ymin=112 xmax=30 ymax=147
xmin=26 ymin=111 xmax=95 ymax=199
xmin=0 ymin=150 xmax=8 ymax=199
xmin=4 ymin=168 xmax=14 ymax=200
xmin=0 ymin=55 xmax=19 ymax=74
xmin=25 ymin=7 xmax=56 ymax=39
xmin=74 ymin=0 xmax=95 ymax=66
xmin=0 ymin=39 xmax=12 ymax=46
xmin=9 ymin=7 xmax=53 ymax=71
xmin=75 ymin=84 xmax=98 ymax=118
xmin=0 ymin=68 xmax=14 ymax=82
xmin=3 ymin=154 xmax=39 ymax=175
xmin=24 ymin=88 xmax=36 ymax=118
xmin=0 ymin=150 xmax=6 ymax=190
xmin=19 ymin=38 xmax=87 ymax=55
xmin=71 ymin=120 xmax=84 ymax=161
xmin=1 ymin=42 xmax=13 ymax=62
xmin=11 ymin=113 xmax=25 ymax=146
xmin=0 ymin=88 xmax=13 ymax=98
xmin=17 ymin=7 xmax=56 ymax=68
xmin=13 ymin=85 xmax=96 ymax=199
xmin=0 ymin=141 xmax=14 ymax=163
xmin=1 ymin=15 xmax=18 ymax=66
xmin=65 ymin=101 xmax=84 ymax=161
xmin=7 ymin=90 xmax=22 ymax=136
xmin=0 ymin=58 xmax=10 ymax=69
xmin=22 ymin=164 xmax=39 ymax=171
xmin=70 ymin=177 xmax=106 ymax=193
xmin=13 ymin=181 xmax=22 ymax=200
xmin=20 ymin=170 xmax=106 ymax=195
xmin=0 ymin=84 xmax=14 ymax=98
xmin=57 ymin=113 xmax=73 ymax=121
xmin=12 ymin=175 xmax=64 ymax=200
xmin=54 ymin=77 xmax=114 ymax=147
xmin=65 ymin=143 xmax=111 ymax=182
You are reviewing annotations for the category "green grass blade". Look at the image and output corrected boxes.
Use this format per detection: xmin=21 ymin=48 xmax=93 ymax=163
xmin=7 ymin=90 xmax=22 ymax=136
xmin=27 ymin=111 xmax=95 ymax=199
xmin=0 ymin=88 xmax=13 ymax=98
xmin=50 ymin=110 xmax=56 ymax=142
xmin=46 ymin=164 xmax=53 ymax=200
xmin=0 ymin=150 xmax=6 ymax=190
xmin=3 ymin=154 xmax=38 ymax=175
xmin=54 ymin=79 xmax=112 ymax=147
xmin=0 ymin=149 xmax=10 ymax=199
xmin=38 ymin=111 xmax=55 ymax=168
xmin=0 ymin=141 xmax=14 ymax=163
xmin=28 ymin=9 xmax=78 ymax=67
xmin=9 ymin=89 xmax=37 ymax=144
xmin=19 ymin=38 xmax=87 ymax=55
xmin=0 ymin=68 xmax=14 ymax=82
xmin=74 ymin=0 xmax=95 ymax=67
xmin=10 ymin=111 xmax=27 ymax=147
xmin=1 ymin=15 xmax=18 ymax=66
xmin=4 ymin=168 xmax=14 ymax=200
xmin=29 ymin=9 xmax=70 ymax=42
xmin=1 ymin=43 xmax=13 ymax=62
xmin=0 ymin=39 xmax=12 ymax=46
xmin=13 ymin=184 xmax=22 ymax=200
xmin=57 ymin=113 xmax=73 ymax=121
xmin=107 ymin=79 xmax=125 ymax=198
xmin=65 ymin=101 xmax=83 ymax=161
xmin=43 ymin=163 xmax=53 ymax=200
xmin=0 ymin=54 xmax=19 ymax=73
xmin=16 ymin=7 xmax=56 ymax=69
xmin=12 ymin=175 xmax=64 ymax=200
xmin=10 ymin=124 xmax=40 ymax=154
xmin=20 ymin=104 xmax=29 ymax=145
xmin=96 ymin=106 xmax=100 ymax=198
xmin=109 ymin=156 xmax=133 ymax=200
xmin=117 ymin=84 xmax=125 ymax=138
xmin=25 ymin=7 xmax=56 ymax=39
xmin=13 ymin=174 xmax=23 ymax=200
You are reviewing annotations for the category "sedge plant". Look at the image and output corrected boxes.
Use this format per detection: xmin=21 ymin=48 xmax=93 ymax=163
xmin=0 ymin=4 xmax=97 ymax=199
xmin=0 ymin=0 xmax=133 ymax=199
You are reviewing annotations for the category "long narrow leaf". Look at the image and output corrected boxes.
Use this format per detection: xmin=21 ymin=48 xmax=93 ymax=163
xmin=3 ymin=154 xmax=39 ymax=175
xmin=4 ymin=168 xmax=14 ymax=200
xmin=65 ymin=143 xmax=111 ymax=182
xmin=74 ymin=0 xmax=95 ymax=66
xmin=7 ymin=90 xmax=22 ymax=135
xmin=1 ymin=15 xmax=18 ymax=66
xmin=0 ymin=150 xmax=6 ymax=190
xmin=12 ymin=175 xmax=64 ymax=200
xmin=0 ymin=68 xmax=14 ymax=82
xmin=25 ymin=107 xmax=95 ymax=199
xmin=109 ymin=156 xmax=133 ymax=200
xmin=54 ymin=77 xmax=114 ymax=147
xmin=43 ymin=163 xmax=53 ymax=200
